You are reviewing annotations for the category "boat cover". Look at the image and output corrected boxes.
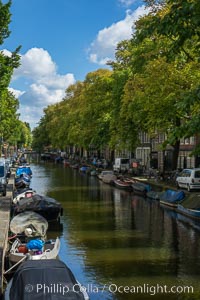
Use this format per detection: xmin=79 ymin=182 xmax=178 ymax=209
xmin=8 ymin=259 xmax=86 ymax=300
xmin=16 ymin=193 xmax=60 ymax=205
xmin=159 ymin=189 xmax=185 ymax=203
xmin=146 ymin=191 xmax=162 ymax=200
xmin=180 ymin=193 xmax=200 ymax=209
xmin=12 ymin=194 xmax=63 ymax=216
xmin=16 ymin=166 xmax=32 ymax=177
xmin=10 ymin=211 xmax=48 ymax=236
xmin=132 ymin=182 xmax=151 ymax=192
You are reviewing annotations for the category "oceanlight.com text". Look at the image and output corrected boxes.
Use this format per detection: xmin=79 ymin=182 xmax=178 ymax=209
xmin=105 ymin=283 xmax=194 ymax=296
xmin=24 ymin=283 xmax=194 ymax=296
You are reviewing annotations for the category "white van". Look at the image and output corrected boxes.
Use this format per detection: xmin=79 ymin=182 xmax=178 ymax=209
xmin=176 ymin=168 xmax=200 ymax=191
xmin=113 ymin=158 xmax=130 ymax=173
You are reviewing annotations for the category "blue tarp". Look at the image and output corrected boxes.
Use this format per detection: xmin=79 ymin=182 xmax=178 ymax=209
xmin=26 ymin=239 xmax=44 ymax=250
xmin=16 ymin=166 xmax=32 ymax=177
xmin=159 ymin=189 xmax=185 ymax=203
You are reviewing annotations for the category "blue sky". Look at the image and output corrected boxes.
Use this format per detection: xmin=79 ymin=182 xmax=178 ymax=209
xmin=1 ymin=0 xmax=147 ymax=129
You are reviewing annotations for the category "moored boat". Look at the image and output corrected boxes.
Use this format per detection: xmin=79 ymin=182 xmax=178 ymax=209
xmin=146 ymin=190 xmax=162 ymax=200
xmin=13 ymin=189 xmax=36 ymax=204
xmin=63 ymin=159 xmax=70 ymax=167
xmin=113 ymin=179 xmax=133 ymax=191
xmin=10 ymin=211 xmax=48 ymax=238
xmin=16 ymin=165 xmax=32 ymax=177
xmin=97 ymin=170 xmax=114 ymax=180
xmin=79 ymin=165 xmax=88 ymax=172
xmin=177 ymin=204 xmax=200 ymax=220
xmin=15 ymin=174 xmax=31 ymax=189
xmin=131 ymin=181 xmax=151 ymax=196
xmin=102 ymin=173 xmax=117 ymax=184
xmin=177 ymin=193 xmax=200 ymax=220
xmin=90 ymin=169 xmax=98 ymax=176
xmin=159 ymin=189 xmax=185 ymax=208
xmin=71 ymin=163 xmax=79 ymax=169
xmin=8 ymin=211 xmax=60 ymax=267
xmin=9 ymin=237 xmax=60 ymax=264
xmin=4 ymin=259 xmax=90 ymax=300
xmin=12 ymin=194 xmax=63 ymax=222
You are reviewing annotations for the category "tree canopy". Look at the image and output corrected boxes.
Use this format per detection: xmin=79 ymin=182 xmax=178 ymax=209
xmin=32 ymin=0 xmax=200 ymax=169
xmin=0 ymin=0 xmax=31 ymax=153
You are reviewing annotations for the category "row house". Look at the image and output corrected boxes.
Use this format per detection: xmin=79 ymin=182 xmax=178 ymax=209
xmin=135 ymin=132 xmax=200 ymax=171
xmin=63 ymin=132 xmax=200 ymax=172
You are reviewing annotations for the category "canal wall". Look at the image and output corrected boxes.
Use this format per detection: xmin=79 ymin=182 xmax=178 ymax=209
xmin=0 ymin=172 xmax=14 ymax=294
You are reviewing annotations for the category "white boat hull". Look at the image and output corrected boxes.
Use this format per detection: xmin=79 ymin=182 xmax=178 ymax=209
xmin=9 ymin=237 xmax=60 ymax=265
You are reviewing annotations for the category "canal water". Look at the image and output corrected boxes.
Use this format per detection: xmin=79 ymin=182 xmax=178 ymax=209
xmin=30 ymin=163 xmax=200 ymax=300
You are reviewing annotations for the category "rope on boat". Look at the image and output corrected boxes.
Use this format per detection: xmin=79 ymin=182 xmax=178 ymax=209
xmin=4 ymin=255 xmax=27 ymax=275
xmin=8 ymin=234 xmax=18 ymax=240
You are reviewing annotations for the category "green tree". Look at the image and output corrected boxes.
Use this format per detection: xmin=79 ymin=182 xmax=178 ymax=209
xmin=108 ymin=40 xmax=135 ymax=151
xmin=62 ymin=81 xmax=86 ymax=149
xmin=121 ymin=56 xmax=200 ymax=169
xmin=0 ymin=0 xmax=21 ymax=152
xmin=32 ymin=115 xmax=51 ymax=152
xmin=108 ymin=0 xmax=200 ymax=169
xmin=142 ymin=0 xmax=200 ymax=58
xmin=32 ymin=70 xmax=114 ymax=156
xmin=0 ymin=0 xmax=11 ymax=44
xmin=135 ymin=0 xmax=200 ymax=157
xmin=80 ymin=69 xmax=113 ymax=152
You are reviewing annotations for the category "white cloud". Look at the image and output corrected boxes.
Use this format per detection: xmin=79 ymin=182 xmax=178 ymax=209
xmin=19 ymin=105 xmax=44 ymax=128
xmin=21 ymin=83 xmax=66 ymax=106
xmin=13 ymin=48 xmax=56 ymax=80
xmin=88 ymin=5 xmax=148 ymax=65
xmin=8 ymin=87 xmax=25 ymax=98
xmin=118 ymin=0 xmax=137 ymax=6
xmin=1 ymin=49 xmax=12 ymax=57
xmin=10 ymin=48 xmax=76 ymax=129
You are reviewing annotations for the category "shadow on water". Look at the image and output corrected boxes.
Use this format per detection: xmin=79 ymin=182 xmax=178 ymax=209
xmin=29 ymin=163 xmax=200 ymax=300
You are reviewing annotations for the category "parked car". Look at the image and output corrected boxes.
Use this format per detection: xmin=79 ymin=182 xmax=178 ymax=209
xmin=0 ymin=160 xmax=7 ymax=196
xmin=176 ymin=168 xmax=200 ymax=191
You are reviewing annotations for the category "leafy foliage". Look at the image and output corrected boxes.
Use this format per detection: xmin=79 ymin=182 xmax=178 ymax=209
xmin=0 ymin=0 xmax=11 ymax=44
xmin=32 ymin=0 xmax=200 ymax=167
xmin=0 ymin=0 xmax=23 ymax=151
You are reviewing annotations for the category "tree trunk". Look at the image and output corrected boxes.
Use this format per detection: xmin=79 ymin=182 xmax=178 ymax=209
xmin=110 ymin=149 xmax=115 ymax=163
xmin=172 ymin=139 xmax=180 ymax=170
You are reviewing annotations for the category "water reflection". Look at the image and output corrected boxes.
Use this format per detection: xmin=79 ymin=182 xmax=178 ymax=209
xmin=30 ymin=163 xmax=200 ymax=300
